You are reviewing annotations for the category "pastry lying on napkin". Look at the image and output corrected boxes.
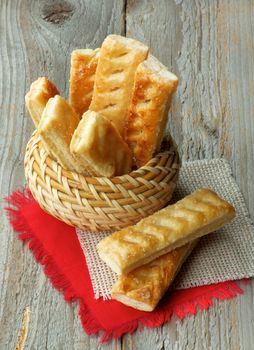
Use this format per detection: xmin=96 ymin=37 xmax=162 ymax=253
xmin=112 ymin=240 xmax=198 ymax=311
xmin=98 ymin=188 xmax=235 ymax=311
xmin=97 ymin=188 xmax=235 ymax=274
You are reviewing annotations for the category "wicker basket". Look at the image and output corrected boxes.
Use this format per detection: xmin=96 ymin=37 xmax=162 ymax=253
xmin=24 ymin=132 xmax=180 ymax=232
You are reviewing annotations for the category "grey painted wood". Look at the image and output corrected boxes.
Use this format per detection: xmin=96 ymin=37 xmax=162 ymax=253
xmin=0 ymin=0 xmax=253 ymax=349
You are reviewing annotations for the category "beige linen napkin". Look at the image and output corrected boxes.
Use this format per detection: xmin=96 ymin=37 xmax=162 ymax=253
xmin=77 ymin=159 xmax=254 ymax=300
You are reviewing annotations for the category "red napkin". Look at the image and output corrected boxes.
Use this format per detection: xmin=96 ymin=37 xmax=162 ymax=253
xmin=5 ymin=189 xmax=246 ymax=343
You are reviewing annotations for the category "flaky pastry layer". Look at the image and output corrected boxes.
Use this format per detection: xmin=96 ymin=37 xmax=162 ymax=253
xmin=38 ymin=95 xmax=87 ymax=174
xmin=70 ymin=110 xmax=132 ymax=177
xmin=25 ymin=77 xmax=59 ymax=126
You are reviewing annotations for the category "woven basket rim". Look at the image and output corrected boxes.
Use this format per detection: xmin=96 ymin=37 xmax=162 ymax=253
xmin=27 ymin=131 xmax=179 ymax=182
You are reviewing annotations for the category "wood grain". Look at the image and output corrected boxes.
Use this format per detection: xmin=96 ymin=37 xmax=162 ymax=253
xmin=0 ymin=0 xmax=254 ymax=349
xmin=0 ymin=0 xmax=124 ymax=349
xmin=124 ymin=1 xmax=254 ymax=349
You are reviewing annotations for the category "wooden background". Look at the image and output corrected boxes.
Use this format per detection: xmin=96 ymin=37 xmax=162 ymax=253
xmin=1 ymin=0 xmax=253 ymax=349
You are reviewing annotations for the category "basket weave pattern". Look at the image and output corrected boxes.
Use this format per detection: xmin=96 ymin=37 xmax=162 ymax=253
xmin=24 ymin=132 xmax=180 ymax=231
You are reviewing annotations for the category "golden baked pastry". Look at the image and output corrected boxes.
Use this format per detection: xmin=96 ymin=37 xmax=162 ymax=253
xmin=38 ymin=95 xmax=85 ymax=173
xmin=89 ymin=34 xmax=149 ymax=136
xmin=125 ymin=55 xmax=178 ymax=167
xmin=112 ymin=240 xmax=198 ymax=311
xmin=25 ymin=77 xmax=59 ymax=126
xmin=69 ymin=48 xmax=99 ymax=117
xmin=97 ymin=188 xmax=235 ymax=274
xmin=70 ymin=110 xmax=132 ymax=177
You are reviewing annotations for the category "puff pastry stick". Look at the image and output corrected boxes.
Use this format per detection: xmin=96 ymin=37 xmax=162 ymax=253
xmin=89 ymin=35 xmax=149 ymax=136
xmin=97 ymin=188 xmax=235 ymax=274
xmin=25 ymin=77 xmax=59 ymax=126
xmin=38 ymin=95 xmax=86 ymax=173
xmin=125 ymin=55 xmax=178 ymax=167
xmin=112 ymin=240 xmax=198 ymax=311
xmin=70 ymin=110 xmax=132 ymax=177
xmin=69 ymin=48 xmax=99 ymax=117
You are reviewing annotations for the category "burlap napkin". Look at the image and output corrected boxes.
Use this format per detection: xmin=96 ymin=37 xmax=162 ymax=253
xmin=77 ymin=158 xmax=254 ymax=300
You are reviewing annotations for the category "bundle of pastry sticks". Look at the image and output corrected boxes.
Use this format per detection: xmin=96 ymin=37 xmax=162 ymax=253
xmin=25 ymin=34 xmax=236 ymax=312
xmin=25 ymin=34 xmax=178 ymax=177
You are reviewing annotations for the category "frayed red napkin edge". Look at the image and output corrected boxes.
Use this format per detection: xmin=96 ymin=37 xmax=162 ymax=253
xmin=4 ymin=189 xmax=248 ymax=343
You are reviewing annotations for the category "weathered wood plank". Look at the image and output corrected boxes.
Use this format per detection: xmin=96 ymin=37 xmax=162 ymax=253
xmin=0 ymin=0 xmax=124 ymax=349
xmin=125 ymin=0 xmax=254 ymax=349
xmin=1 ymin=0 xmax=254 ymax=349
